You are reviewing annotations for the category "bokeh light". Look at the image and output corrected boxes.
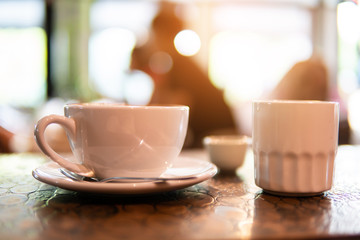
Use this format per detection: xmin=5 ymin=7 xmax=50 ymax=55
xmin=149 ymin=51 xmax=173 ymax=74
xmin=0 ymin=28 xmax=46 ymax=107
xmin=174 ymin=29 xmax=201 ymax=56
xmin=124 ymin=70 xmax=154 ymax=105
xmin=348 ymin=90 xmax=360 ymax=133
xmin=89 ymin=27 xmax=136 ymax=100
xmin=337 ymin=1 xmax=360 ymax=44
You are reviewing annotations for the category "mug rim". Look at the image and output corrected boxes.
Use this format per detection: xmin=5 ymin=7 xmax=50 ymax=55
xmin=65 ymin=103 xmax=189 ymax=110
xmin=252 ymin=100 xmax=339 ymax=105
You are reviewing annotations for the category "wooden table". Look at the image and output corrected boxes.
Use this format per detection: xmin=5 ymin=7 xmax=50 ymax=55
xmin=1 ymin=145 xmax=360 ymax=239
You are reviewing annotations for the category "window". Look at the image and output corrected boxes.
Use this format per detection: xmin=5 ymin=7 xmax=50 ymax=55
xmin=337 ymin=1 xmax=360 ymax=143
xmin=208 ymin=3 xmax=313 ymax=103
xmin=0 ymin=0 xmax=46 ymax=108
xmin=88 ymin=1 xmax=157 ymax=104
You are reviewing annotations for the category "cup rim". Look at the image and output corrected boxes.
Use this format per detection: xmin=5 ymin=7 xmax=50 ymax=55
xmin=203 ymin=135 xmax=248 ymax=146
xmin=65 ymin=103 xmax=189 ymax=110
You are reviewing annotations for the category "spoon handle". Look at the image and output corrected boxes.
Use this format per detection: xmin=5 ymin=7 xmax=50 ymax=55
xmin=60 ymin=168 xmax=197 ymax=183
xmin=100 ymin=176 xmax=197 ymax=183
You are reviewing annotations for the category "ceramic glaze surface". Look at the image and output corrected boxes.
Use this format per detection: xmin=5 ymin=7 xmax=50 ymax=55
xmin=32 ymin=156 xmax=218 ymax=195
xmin=252 ymin=100 xmax=339 ymax=195
xmin=34 ymin=103 xmax=189 ymax=179
xmin=203 ymin=135 xmax=248 ymax=172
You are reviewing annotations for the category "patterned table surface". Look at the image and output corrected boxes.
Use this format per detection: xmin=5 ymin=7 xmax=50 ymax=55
xmin=1 ymin=146 xmax=360 ymax=240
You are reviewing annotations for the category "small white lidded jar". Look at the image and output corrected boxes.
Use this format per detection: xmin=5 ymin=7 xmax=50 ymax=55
xmin=203 ymin=135 xmax=249 ymax=173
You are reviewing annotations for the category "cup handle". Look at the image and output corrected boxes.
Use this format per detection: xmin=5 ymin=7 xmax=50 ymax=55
xmin=34 ymin=115 xmax=94 ymax=177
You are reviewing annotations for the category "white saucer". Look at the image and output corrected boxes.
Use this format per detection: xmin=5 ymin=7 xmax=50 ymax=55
xmin=32 ymin=157 xmax=218 ymax=195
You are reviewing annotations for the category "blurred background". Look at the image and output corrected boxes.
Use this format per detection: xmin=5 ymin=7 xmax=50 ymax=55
xmin=0 ymin=0 xmax=359 ymax=151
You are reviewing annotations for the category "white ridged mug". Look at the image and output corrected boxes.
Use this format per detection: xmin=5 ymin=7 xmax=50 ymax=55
xmin=252 ymin=100 xmax=339 ymax=196
xmin=34 ymin=103 xmax=189 ymax=179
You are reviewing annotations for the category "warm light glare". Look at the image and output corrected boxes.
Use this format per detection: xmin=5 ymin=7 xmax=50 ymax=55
xmin=209 ymin=32 xmax=265 ymax=102
xmin=338 ymin=70 xmax=359 ymax=95
xmin=348 ymin=90 xmax=360 ymax=132
xmin=208 ymin=31 xmax=312 ymax=103
xmin=174 ymin=29 xmax=201 ymax=56
xmin=0 ymin=28 xmax=46 ymax=107
xmin=124 ymin=70 xmax=154 ymax=105
xmin=337 ymin=2 xmax=360 ymax=43
xmin=89 ymin=28 xmax=136 ymax=100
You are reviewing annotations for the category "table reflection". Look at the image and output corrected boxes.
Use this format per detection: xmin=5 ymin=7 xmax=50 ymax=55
xmin=0 ymin=146 xmax=360 ymax=239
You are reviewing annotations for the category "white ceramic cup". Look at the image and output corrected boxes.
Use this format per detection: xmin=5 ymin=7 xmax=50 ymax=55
xmin=252 ymin=100 xmax=339 ymax=196
xmin=203 ymin=135 xmax=248 ymax=172
xmin=34 ymin=103 xmax=189 ymax=179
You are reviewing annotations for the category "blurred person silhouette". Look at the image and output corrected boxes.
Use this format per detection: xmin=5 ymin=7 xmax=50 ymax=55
xmin=234 ymin=56 xmax=330 ymax=136
xmin=130 ymin=2 xmax=236 ymax=148
xmin=266 ymin=56 xmax=328 ymax=101
xmin=254 ymin=56 xmax=348 ymax=144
